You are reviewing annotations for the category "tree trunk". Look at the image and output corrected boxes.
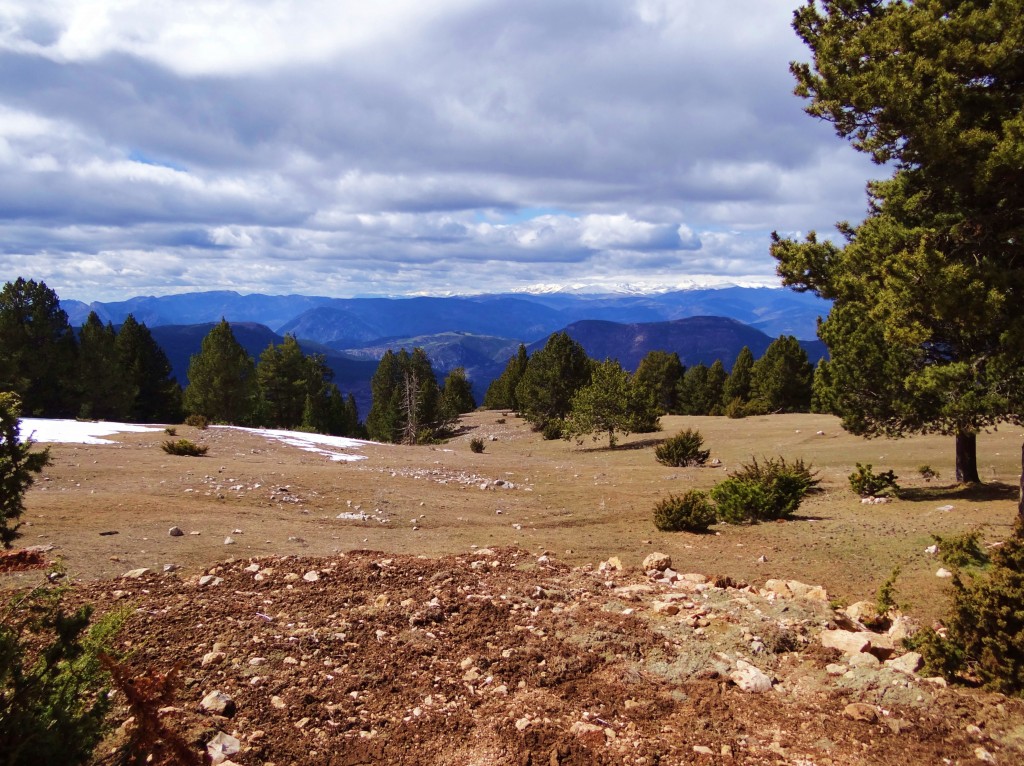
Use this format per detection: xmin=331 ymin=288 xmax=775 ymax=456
xmin=955 ymin=431 xmax=981 ymax=484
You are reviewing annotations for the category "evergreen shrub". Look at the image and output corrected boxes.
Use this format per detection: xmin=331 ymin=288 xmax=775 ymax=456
xmin=711 ymin=456 xmax=818 ymax=523
xmin=849 ymin=463 xmax=900 ymax=497
xmin=654 ymin=428 xmax=710 ymax=467
xmin=469 ymin=438 xmax=485 ymax=453
xmin=653 ymin=490 xmax=716 ymax=532
xmin=184 ymin=414 xmax=208 ymax=430
xmin=161 ymin=439 xmax=208 ymax=457
xmin=908 ymin=523 xmax=1024 ymax=696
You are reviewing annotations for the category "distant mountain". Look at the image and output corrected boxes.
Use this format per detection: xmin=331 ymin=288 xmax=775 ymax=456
xmin=61 ymin=287 xmax=830 ymax=345
xmin=528 ymin=317 xmax=828 ymax=372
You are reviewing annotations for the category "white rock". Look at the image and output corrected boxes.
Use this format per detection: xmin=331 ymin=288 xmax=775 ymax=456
xmin=936 ymin=568 xmax=954 ymax=578
xmin=303 ymin=571 xmax=320 ymax=582
xmin=642 ymin=552 xmax=672 ymax=572
xmin=820 ymin=630 xmax=870 ymax=655
xmin=730 ymin=660 xmax=773 ymax=693
xmin=206 ymin=732 xmax=240 ymax=765
xmin=223 ymin=536 xmax=235 ymax=546
xmin=885 ymin=652 xmax=923 ymax=675
xmin=121 ymin=568 xmax=150 ymax=579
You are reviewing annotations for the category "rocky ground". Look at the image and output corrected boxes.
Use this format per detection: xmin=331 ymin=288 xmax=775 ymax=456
xmin=63 ymin=547 xmax=1023 ymax=765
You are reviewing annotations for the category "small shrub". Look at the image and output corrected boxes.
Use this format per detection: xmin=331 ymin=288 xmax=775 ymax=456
xmin=654 ymin=428 xmax=710 ymax=467
xmin=183 ymin=414 xmax=209 ymax=430
xmin=711 ymin=456 xmax=819 ymax=523
xmin=653 ymin=490 xmax=716 ymax=532
xmin=931 ymin=528 xmax=989 ymax=570
xmin=724 ymin=397 xmax=746 ymax=419
xmin=877 ymin=566 xmax=901 ymax=615
xmin=849 ymin=463 xmax=900 ymax=497
xmin=909 ymin=522 xmax=1024 ymax=695
xmin=469 ymin=437 xmax=485 ymax=453
xmin=0 ymin=578 xmax=129 ymax=765
xmin=541 ymin=419 xmax=564 ymax=440
xmin=496 ymin=418 xmax=506 ymax=425
xmin=163 ymin=426 xmax=177 ymax=436
xmin=161 ymin=439 xmax=208 ymax=457
xmin=918 ymin=464 xmax=939 ymax=481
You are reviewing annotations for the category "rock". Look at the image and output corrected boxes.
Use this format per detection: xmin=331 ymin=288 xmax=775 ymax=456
xmin=652 ymin=601 xmax=680 ymax=615
xmin=223 ymin=536 xmax=235 ymax=546
xmin=270 ymin=695 xmax=286 ymax=709
xmin=936 ymin=567 xmax=954 ymax=578
xmin=845 ymin=600 xmax=883 ymax=627
xmin=975 ymin=746 xmax=996 ymax=763
xmin=569 ymin=721 xmax=606 ymax=747
xmin=642 ymin=552 xmax=672 ymax=572
xmin=825 ymin=663 xmax=847 ymax=676
xmin=849 ymin=652 xmax=881 ymax=669
xmin=514 ymin=716 xmax=531 ymax=732
xmin=888 ymin=615 xmax=918 ymax=642
xmin=199 ymin=690 xmax=236 ymax=717
xmin=613 ymin=584 xmax=655 ymax=601
xmin=206 ymin=731 xmax=240 ymax=765
xmin=844 ymin=703 xmax=878 ymax=723
xmin=168 ymin=526 xmax=184 ymax=537
xmin=121 ymin=568 xmax=150 ymax=579
xmin=198 ymin=575 xmax=223 ymax=587
xmin=693 ymin=745 xmax=714 ymax=755
xmin=303 ymin=570 xmax=319 ymax=582
xmin=820 ymin=630 xmax=870 ymax=656
xmin=163 ymin=563 xmax=179 ymax=572
xmin=885 ymin=652 xmax=923 ymax=675
xmin=730 ymin=660 xmax=773 ymax=693
xmin=201 ymin=651 xmax=226 ymax=667
xmin=598 ymin=556 xmax=623 ymax=573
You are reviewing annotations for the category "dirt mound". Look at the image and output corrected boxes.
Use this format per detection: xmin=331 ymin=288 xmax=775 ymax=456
xmin=62 ymin=547 xmax=1022 ymax=765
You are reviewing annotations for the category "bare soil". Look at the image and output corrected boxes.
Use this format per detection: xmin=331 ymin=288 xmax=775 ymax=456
xmin=6 ymin=412 xmax=1024 ymax=764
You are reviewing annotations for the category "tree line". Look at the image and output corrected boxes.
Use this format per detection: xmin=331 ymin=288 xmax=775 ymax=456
xmin=481 ymin=331 xmax=819 ymax=447
xmin=0 ymin=279 xmax=363 ymax=437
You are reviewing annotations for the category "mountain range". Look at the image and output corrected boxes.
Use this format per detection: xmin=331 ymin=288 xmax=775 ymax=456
xmin=62 ymin=287 xmax=830 ymax=416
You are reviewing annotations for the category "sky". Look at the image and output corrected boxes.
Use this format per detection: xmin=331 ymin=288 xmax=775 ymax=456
xmin=0 ymin=0 xmax=880 ymax=302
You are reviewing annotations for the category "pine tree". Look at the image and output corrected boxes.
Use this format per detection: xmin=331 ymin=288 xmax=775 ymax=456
xmin=183 ymin=319 xmax=256 ymax=424
xmin=366 ymin=348 xmax=448 ymax=444
xmin=0 ymin=393 xmax=51 ymax=548
xmin=440 ymin=367 xmax=476 ymax=419
xmin=773 ymin=0 xmax=1024 ymax=483
xmin=633 ymin=350 xmax=684 ymax=415
xmin=483 ymin=345 xmax=528 ymax=410
xmin=366 ymin=350 xmax=403 ymax=443
xmin=706 ymin=360 xmax=728 ymax=416
xmin=255 ymin=335 xmax=312 ymax=429
xmin=77 ymin=312 xmax=133 ymax=420
xmin=514 ymin=332 xmax=592 ymax=433
xmin=115 ymin=314 xmax=182 ymax=423
xmin=0 ymin=278 xmax=77 ymax=417
xmin=677 ymin=363 xmax=715 ymax=415
xmin=723 ymin=346 xmax=754 ymax=409
xmin=563 ymin=359 xmax=637 ymax=448
xmin=747 ymin=336 xmax=813 ymax=414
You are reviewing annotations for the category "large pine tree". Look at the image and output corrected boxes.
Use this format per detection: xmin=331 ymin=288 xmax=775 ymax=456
xmin=115 ymin=314 xmax=181 ymax=423
xmin=77 ymin=312 xmax=133 ymax=420
xmin=183 ymin=320 xmax=256 ymax=424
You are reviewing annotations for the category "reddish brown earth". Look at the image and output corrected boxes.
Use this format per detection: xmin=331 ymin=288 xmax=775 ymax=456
xmin=6 ymin=412 xmax=1024 ymax=764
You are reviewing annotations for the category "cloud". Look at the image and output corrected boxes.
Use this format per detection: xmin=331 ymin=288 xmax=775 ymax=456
xmin=0 ymin=0 xmax=878 ymax=301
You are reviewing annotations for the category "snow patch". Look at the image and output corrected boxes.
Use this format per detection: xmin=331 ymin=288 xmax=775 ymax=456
xmin=18 ymin=418 xmax=162 ymax=445
xmin=214 ymin=426 xmax=370 ymax=462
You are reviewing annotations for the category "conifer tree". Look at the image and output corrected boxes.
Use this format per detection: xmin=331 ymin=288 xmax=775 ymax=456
xmin=514 ymin=332 xmax=592 ymax=434
xmin=77 ymin=312 xmax=133 ymax=420
xmin=0 ymin=278 xmax=77 ymax=417
xmin=440 ymin=367 xmax=476 ymax=418
xmin=115 ymin=314 xmax=181 ymax=423
xmin=633 ymin=350 xmax=684 ymax=415
xmin=747 ymin=336 xmax=813 ymax=414
xmin=0 ymin=393 xmax=51 ymax=548
xmin=483 ymin=345 xmax=528 ymax=410
xmin=723 ymin=346 xmax=754 ymax=409
xmin=183 ymin=319 xmax=256 ymax=424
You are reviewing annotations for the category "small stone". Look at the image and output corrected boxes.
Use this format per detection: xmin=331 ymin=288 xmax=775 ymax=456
xmin=223 ymin=536 xmax=235 ymax=546
xmin=692 ymin=745 xmax=714 ymax=755
xmin=206 ymin=731 xmax=240 ymax=765
xmin=198 ymin=575 xmax=223 ymax=587
xmin=825 ymin=663 xmax=847 ymax=676
xmin=168 ymin=526 xmax=184 ymax=537
xmin=201 ymin=651 xmax=226 ymax=667
xmin=849 ymin=652 xmax=881 ymax=669
xmin=121 ymin=568 xmax=150 ymax=579
xmin=642 ymin=552 xmax=672 ymax=572
xmin=271 ymin=695 xmax=286 ymax=709
xmin=974 ymin=746 xmax=996 ymax=763
xmin=515 ymin=716 xmax=531 ymax=732
xmin=569 ymin=721 xmax=605 ymax=747
xmin=303 ymin=571 xmax=319 ymax=582
xmin=163 ymin=563 xmax=179 ymax=572
xmin=199 ymin=690 xmax=236 ymax=717
xmin=936 ymin=567 xmax=953 ymax=578
xmin=844 ymin=703 xmax=878 ymax=723
xmin=598 ymin=556 xmax=623 ymax=573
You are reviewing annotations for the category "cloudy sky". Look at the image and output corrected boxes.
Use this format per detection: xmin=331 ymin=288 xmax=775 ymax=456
xmin=0 ymin=0 xmax=879 ymax=302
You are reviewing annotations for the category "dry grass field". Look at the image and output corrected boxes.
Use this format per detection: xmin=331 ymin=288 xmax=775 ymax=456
xmin=9 ymin=410 xmax=1023 ymax=622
